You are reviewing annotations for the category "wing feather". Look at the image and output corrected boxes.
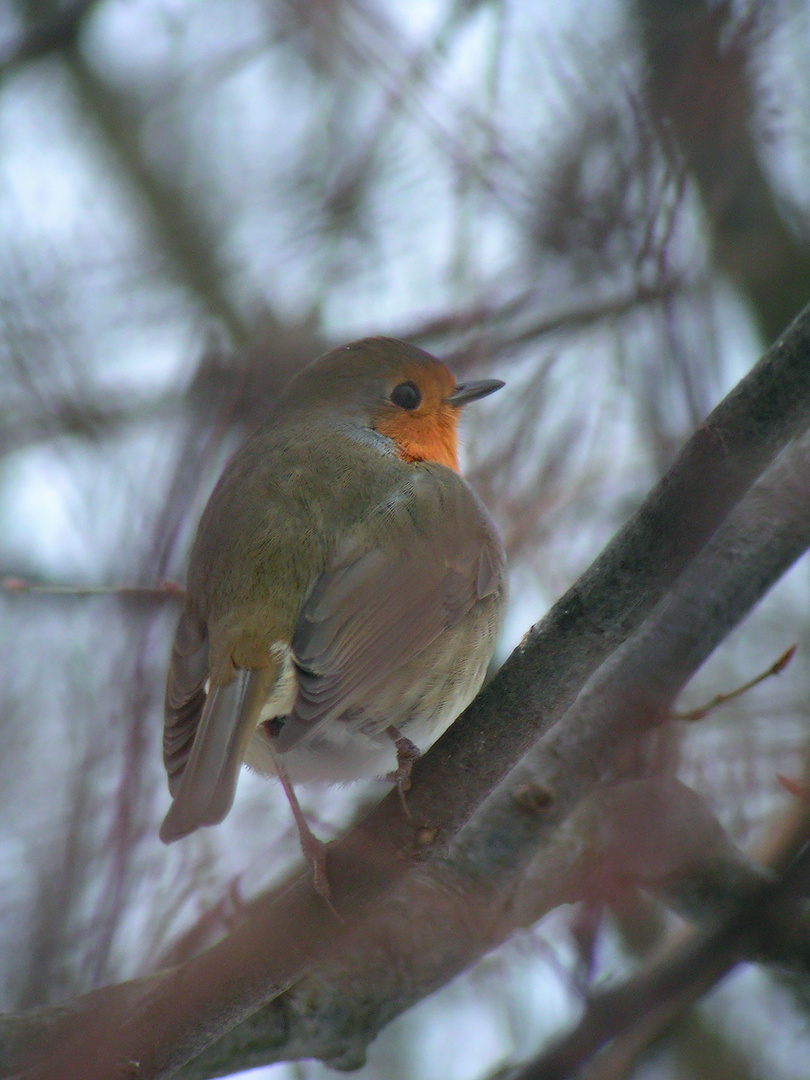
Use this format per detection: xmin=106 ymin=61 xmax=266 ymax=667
xmin=160 ymin=609 xmax=280 ymax=842
xmin=277 ymin=468 xmax=505 ymax=750
xmin=162 ymin=609 xmax=209 ymax=795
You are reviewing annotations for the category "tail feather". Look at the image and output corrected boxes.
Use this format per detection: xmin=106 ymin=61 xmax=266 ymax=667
xmin=160 ymin=665 xmax=278 ymax=843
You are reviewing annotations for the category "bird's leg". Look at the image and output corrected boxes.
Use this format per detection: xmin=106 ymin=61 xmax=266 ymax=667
xmin=385 ymin=725 xmax=421 ymax=819
xmin=265 ymin=738 xmax=338 ymax=914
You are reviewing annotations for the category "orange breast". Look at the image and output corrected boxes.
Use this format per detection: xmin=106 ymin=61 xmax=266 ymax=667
xmin=376 ymin=408 xmax=459 ymax=470
xmin=372 ymin=360 xmax=460 ymax=471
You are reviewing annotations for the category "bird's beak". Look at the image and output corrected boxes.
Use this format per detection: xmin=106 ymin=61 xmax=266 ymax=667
xmin=445 ymin=379 xmax=505 ymax=407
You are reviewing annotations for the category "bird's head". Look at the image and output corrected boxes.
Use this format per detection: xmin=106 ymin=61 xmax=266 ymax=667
xmin=283 ymin=336 xmax=503 ymax=471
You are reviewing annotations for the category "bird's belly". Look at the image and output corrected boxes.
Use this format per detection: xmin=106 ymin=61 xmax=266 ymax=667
xmin=244 ymin=604 xmax=498 ymax=785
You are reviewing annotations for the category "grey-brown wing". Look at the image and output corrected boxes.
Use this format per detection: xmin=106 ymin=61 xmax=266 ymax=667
xmin=162 ymin=608 xmax=209 ymax=796
xmin=160 ymin=610 xmax=277 ymax=842
xmin=277 ymin=469 xmax=505 ymax=750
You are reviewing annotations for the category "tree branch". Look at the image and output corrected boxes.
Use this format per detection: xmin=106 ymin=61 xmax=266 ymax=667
xmin=508 ymin=841 xmax=810 ymax=1080
xmin=0 ymin=0 xmax=101 ymax=78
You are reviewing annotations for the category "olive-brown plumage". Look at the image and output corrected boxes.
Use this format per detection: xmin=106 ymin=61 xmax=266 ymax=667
xmin=160 ymin=336 xmax=506 ymax=852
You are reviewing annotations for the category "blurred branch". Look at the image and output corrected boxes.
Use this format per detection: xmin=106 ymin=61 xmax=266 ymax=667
xmin=0 ymin=392 xmax=184 ymax=458
xmin=61 ymin=42 xmax=249 ymax=344
xmin=639 ymin=0 xmax=810 ymax=342
xmin=13 ymin=734 xmax=99 ymax=1010
xmin=1 ymin=302 xmax=810 ymax=1077
xmin=508 ymin=841 xmax=810 ymax=1080
xmin=554 ymin=736 xmax=810 ymax=1080
xmin=0 ymin=324 xmax=323 ymax=470
xmin=1 ymin=577 xmax=183 ymax=600
xmin=402 ymin=279 xmax=699 ymax=365
xmin=0 ymin=279 xmax=694 ymax=464
xmin=0 ymin=0 xmax=101 ymax=77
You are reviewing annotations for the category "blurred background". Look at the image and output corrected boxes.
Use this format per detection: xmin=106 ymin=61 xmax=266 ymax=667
xmin=1 ymin=1 xmax=810 ymax=1077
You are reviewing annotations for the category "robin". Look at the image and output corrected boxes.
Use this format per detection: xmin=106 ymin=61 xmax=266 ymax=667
xmin=160 ymin=336 xmax=506 ymax=895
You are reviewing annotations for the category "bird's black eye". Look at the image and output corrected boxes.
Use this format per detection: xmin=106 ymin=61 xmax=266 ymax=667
xmin=390 ymin=380 xmax=421 ymax=410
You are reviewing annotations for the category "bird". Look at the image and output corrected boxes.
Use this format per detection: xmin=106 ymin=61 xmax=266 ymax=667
xmin=159 ymin=335 xmax=506 ymax=896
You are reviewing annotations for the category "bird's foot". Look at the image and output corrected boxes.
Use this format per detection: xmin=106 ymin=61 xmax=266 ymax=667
xmin=267 ymin=735 xmax=342 ymax=919
xmin=296 ymin=822 xmax=342 ymax=919
xmin=385 ymin=725 xmax=421 ymax=819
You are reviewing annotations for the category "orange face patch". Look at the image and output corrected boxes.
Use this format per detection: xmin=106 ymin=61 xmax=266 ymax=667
xmin=372 ymin=360 xmax=460 ymax=471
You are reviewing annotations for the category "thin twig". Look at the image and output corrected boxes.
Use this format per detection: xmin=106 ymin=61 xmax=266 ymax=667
xmin=0 ymin=577 xmax=184 ymax=599
xmin=674 ymin=644 xmax=796 ymax=722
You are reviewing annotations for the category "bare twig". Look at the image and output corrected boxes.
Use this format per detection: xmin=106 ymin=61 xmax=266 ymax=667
xmin=0 ymin=578 xmax=183 ymax=600
xmin=0 ymin=0 xmax=101 ymax=77
xmin=674 ymin=644 xmax=796 ymax=723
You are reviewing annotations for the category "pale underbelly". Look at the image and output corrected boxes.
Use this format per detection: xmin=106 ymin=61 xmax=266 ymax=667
xmin=243 ymin=624 xmax=492 ymax=784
